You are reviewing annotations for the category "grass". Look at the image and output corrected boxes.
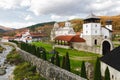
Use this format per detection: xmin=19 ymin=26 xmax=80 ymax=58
xmin=7 ymin=48 xmax=46 ymax=80
xmin=32 ymin=42 xmax=101 ymax=74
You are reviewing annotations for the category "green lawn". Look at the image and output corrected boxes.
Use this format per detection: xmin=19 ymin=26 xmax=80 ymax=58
xmin=32 ymin=42 xmax=101 ymax=75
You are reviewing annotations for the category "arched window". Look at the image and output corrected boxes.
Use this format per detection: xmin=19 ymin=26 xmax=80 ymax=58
xmin=94 ymin=39 xmax=97 ymax=45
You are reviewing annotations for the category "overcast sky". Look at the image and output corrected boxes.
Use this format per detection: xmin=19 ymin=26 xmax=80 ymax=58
xmin=0 ymin=0 xmax=120 ymax=29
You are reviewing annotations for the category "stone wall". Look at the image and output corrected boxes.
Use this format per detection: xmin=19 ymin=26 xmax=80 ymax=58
xmin=9 ymin=42 xmax=86 ymax=80
xmin=72 ymin=42 xmax=100 ymax=54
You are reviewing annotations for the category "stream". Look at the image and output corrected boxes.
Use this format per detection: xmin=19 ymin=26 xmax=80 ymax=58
xmin=0 ymin=44 xmax=15 ymax=80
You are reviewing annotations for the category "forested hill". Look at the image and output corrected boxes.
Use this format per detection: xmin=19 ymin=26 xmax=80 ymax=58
xmin=27 ymin=21 xmax=55 ymax=31
xmin=2 ymin=15 xmax=120 ymax=37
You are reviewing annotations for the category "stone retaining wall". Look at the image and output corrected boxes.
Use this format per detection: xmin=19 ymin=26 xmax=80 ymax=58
xmin=8 ymin=42 xmax=86 ymax=80
xmin=72 ymin=42 xmax=100 ymax=54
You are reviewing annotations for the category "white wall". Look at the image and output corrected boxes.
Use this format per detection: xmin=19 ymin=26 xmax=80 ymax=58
xmin=83 ymin=23 xmax=101 ymax=35
xmin=102 ymin=28 xmax=111 ymax=39
xmin=106 ymin=25 xmax=112 ymax=31
xmin=1 ymin=39 xmax=8 ymax=42
xmin=101 ymin=62 xmax=120 ymax=80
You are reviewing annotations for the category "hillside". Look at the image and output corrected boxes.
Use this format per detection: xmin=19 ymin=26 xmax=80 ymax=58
xmin=0 ymin=25 xmax=13 ymax=31
xmin=2 ymin=15 xmax=120 ymax=37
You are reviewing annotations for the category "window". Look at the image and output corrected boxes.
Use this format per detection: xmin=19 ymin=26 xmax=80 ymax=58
xmin=86 ymin=31 xmax=88 ymax=33
xmin=86 ymin=25 xmax=88 ymax=28
xmin=95 ymin=24 xmax=97 ymax=27
xmin=95 ymin=30 xmax=97 ymax=33
xmin=112 ymin=75 xmax=114 ymax=79
xmin=94 ymin=39 xmax=97 ymax=45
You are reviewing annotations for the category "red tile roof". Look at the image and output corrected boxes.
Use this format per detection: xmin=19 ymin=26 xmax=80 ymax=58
xmin=55 ymin=35 xmax=73 ymax=41
xmin=71 ymin=35 xmax=85 ymax=42
xmin=15 ymin=33 xmax=22 ymax=37
xmin=54 ymin=35 xmax=85 ymax=42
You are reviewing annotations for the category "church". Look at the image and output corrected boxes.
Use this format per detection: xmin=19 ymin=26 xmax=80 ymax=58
xmin=51 ymin=13 xmax=113 ymax=49
xmin=81 ymin=13 xmax=113 ymax=46
xmin=51 ymin=21 xmax=76 ymax=41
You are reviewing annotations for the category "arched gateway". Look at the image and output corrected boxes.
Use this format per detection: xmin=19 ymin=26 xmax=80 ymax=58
xmin=101 ymin=39 xmax=114 ymax=55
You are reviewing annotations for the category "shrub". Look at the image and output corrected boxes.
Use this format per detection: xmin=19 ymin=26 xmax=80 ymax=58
xmin=94 ymin=58 xmax=102 ymax=80
xmin=104 ymin=67 xmax=110 ymax=80
xmin=80 ymin=61 xmax=87 ymax=79
xmin=6 ymin=49 xmax=23 ymax=65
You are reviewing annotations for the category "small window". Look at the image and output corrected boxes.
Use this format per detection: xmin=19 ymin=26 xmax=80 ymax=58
xmin=112 ymin=75 xmax=114 ymax=79
xmin=94 ymin=39 xmax=97 ymax=45
xmin=95 ymin=30 xmax=97 ymax=33
xmin=105 ymin=36 xmax=107 ymax=39
xmin=95 ymin=25 xmax=97 ymax=27
xmin=86 ymin=25 xmax=88 ymax=28
xmin=86 ymin=31 xmax=88 ymax=33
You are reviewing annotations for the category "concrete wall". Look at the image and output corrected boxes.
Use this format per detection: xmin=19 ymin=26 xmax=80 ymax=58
xmin=9 ymin=42 xmax=86 ymax=80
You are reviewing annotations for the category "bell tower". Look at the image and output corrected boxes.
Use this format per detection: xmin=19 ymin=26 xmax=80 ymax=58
xmin=82 ymin=13 xmax=102 ymax=46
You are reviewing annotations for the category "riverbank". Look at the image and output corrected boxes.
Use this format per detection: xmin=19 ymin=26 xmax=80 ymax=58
xmin=0 ymin=44 xmax=15 ymax=80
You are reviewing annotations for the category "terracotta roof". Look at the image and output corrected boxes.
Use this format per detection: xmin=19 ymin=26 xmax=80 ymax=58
xmin=55 ymin=35 xmax=73 ymax=41
xmin=31 ymin=33 xmax=47 ymax=38
xmin=71 ymin=35 xmax=85 ymax=42
xmin=54 ymin=35 xmax=85 ymax=42
xmin=15 ymin=33 xmax=22 ymax=37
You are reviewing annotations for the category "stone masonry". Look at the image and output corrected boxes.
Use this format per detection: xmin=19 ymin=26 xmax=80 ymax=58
xmin=9 ymin=42 xmax=86 ymax=80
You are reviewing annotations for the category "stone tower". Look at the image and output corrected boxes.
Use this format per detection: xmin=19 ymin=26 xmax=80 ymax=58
xmin=82 ymin=13 xmax=102 ymax=46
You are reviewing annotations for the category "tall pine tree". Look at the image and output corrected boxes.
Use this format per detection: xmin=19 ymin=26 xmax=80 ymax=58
xmin=50 ymin=55 xmax=55 ymax=64
xmin=94 ymin=58 xmax=102 ymax=80
xmin=62 ymin=56 xmax=66 ymax=69
xmin=80 ymin=61 xmax=87 ymax=79
xmin=42 ymin=50 xmax=47 ymax=60
xmin=105 ymin=67 xmax=110 ymax=80
xmin=65 ymin=52 xmax=71 ymax=71
xmin=55 ymin=53 xmax=60 ymax=67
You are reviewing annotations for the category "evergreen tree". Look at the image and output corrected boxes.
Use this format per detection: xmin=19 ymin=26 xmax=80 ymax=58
xmin=62 ymin=56 xmax=66 ymax=69
xmin=36 ymin=47 xmax=41 ymax=58
xmin=51 ymin=55 xmax=55 ymax=64
xmin=42 ymin=51 xmax=47 ymax=60
xmin=65 ymin=52 xmax=71 ymax=71
xmin=55 ymin=53 xmax=60 ymax=67
xmin=80 ymin=61 xmax=87 ymax=79
xmin=94 ymin=58 xmax=102 ymax=80
xmin=105 ymin=67 xmax=110 ymax=80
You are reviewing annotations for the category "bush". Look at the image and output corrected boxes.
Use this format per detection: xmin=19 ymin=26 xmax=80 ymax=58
xmin=6 ymin=49 xmax=23 ymax=65
xmin=14 ymin=62 xmax=46 ymax=80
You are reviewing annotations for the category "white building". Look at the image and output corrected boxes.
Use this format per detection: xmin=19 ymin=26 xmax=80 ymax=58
xmin=51 ymin=21 xmax=76 ymax=40
xmin=81 ymin=13 xmax=113 ymax=46
xmin=15 ymin=30 xmax=32 ymax=43
xmin=1 ymin=36 xmax=9 ymax=42
xmin=100 ymin=46 xmax=120 ymax=80
xmin=20 ymin=30 xmax=32 ymax=43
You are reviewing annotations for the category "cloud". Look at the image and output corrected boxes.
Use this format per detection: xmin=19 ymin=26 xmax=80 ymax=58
xmin=0 ymin=0 xmax=20 ymax=9
xmin=28 ymin=0 xmax=120 ymax=16
xmin=51 ymin=15 xmax=62 ymax=20
xmin=20 ymin=0 xmax=31 ymax=7
xmin=0 ymin=0 xmax=120 ymax=16
xmin=0 ymin=22 xmax=35 ymax=29
xmin=25 ymin=15 xmax=33 ymax=20
xmin=0 ymin=0 xmax=120 ymax=29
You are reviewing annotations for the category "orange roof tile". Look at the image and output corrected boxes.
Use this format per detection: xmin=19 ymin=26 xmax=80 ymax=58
xmin=54 ymin=35 xmax=85 ymax=42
